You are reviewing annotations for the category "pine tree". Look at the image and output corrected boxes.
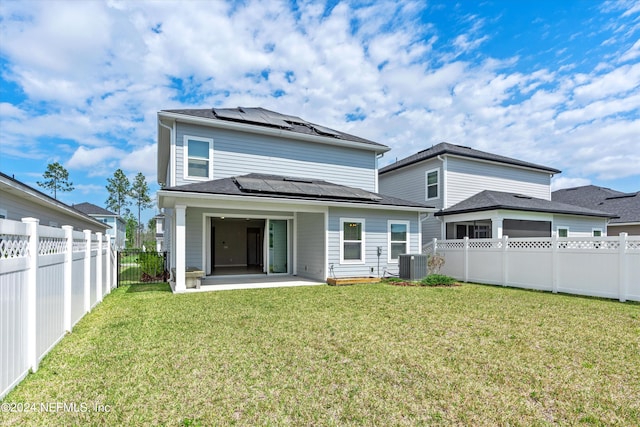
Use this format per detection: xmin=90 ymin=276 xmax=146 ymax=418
xmin=105 ymin=169 xmax=131 ymax=216
xmin=130 ymin=173 xmax=154 ymax=247
xmin=37 ymin=162 xmax=74 ymax=199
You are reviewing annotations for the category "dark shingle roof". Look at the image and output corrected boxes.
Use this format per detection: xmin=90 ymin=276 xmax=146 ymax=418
xmin=164 ymin=174 xmax=433 ymax=209
xmin=162 ymin=107 xmax=387 ymax=150
xmin=380 ymin=142 xmax=561 ymax=175
xmin=73 ymin=202 xmax=117 ymax=216
xmin=552 ymin=185 xmax=640 ymax=224
xmin=436 ymin=190 xmax=617 ymax=218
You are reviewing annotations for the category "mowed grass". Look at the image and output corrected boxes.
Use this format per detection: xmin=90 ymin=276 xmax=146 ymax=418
xmin=2 ymin=283 xmax=639 ymax=426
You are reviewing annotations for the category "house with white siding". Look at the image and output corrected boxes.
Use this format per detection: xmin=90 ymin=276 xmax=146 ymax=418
xmin=378 ymin=143 xmax=616 ymax=243
xmin=156 ymin=107 xmax=434 ymax=292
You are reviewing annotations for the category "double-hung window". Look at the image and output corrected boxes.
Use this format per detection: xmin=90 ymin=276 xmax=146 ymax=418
xmin=341 ymin=218 xmax=365 ymax=264
xmin=425 ymin=168 xmax=439 ymax=200
xmin=184 ymin=136 xmax=213 ymax=180
xmin=388 ymin=220 xmax=409 ymax=263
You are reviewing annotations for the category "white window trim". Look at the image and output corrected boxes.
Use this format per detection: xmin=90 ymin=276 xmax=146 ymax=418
xmin=592 ymin=228 xmax=603 ymax=237
xmin=388 ymin=220 xmax=410 ymax=263
xmin=340 ymin=218 xmax=365 ymax=264
xmin=425 ymin=168 xmax=439 ymax=201
xmin=183 ymin=135 xmax=213 ymax=181
xmin=557 ymin=227 xmax=569 ymax=237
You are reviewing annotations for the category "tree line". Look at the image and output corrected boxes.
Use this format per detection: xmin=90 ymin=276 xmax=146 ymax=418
xmin=37 ymin=162 xmax=154 ymax=248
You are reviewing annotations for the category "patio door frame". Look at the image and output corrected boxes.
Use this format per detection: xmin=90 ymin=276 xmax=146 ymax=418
xmin=203 ymin=213 xmax=294 ymax=276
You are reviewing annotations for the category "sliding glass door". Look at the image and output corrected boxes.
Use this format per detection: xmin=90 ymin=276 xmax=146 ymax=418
xmin=268 ymin=220 xmax=288 ymax=274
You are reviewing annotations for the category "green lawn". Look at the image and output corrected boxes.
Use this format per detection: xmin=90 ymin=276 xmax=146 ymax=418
xmin=2 ymin=283 xmax=639 ymax=426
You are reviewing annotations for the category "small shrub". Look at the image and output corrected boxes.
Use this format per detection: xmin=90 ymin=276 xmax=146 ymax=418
xmin=138 ymin=252 xmax=165 ymax=279
xmin=419 ymin=274 xmax=457 ymax=287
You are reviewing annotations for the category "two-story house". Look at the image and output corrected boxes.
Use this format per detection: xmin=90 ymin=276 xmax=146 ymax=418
xmin=73 ymin=202 xmax=126 ymax=249
xmin=156 ymin=107 xmax=434 ymax=292
xmin=379 ymin=143 xmax=616 ymax=243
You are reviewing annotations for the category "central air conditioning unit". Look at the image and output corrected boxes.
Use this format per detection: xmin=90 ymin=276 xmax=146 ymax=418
xmin=398 ymin=254 xmax=428 ymax=281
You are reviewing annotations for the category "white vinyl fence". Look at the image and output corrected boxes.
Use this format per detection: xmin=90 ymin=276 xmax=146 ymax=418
xmin=0 ymin=217 xmax=117 ymax=399
xmin=428 ymin=234 xmax=640 ymax=302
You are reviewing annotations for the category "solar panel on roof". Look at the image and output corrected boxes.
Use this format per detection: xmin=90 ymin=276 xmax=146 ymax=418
xmin=234 ymin=176 xmax=381 ymax=201
xmin=213 ymin=108 xmax=292 ymax=129
xmin=310 ymin=124 xmax=341 ymax=137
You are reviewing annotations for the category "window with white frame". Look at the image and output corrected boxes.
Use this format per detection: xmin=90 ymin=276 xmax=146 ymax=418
xmin=388 ymin=220 xmax=409 ymax=263
xmin=184 ymin=136 xmax=213 ymax=179
xmin=0 ymin=208 xmax=6 ymax=219
xmin=340 ymin=218 xmax=365 ymax=264
xmin=592 ymin=228 xmax=603 ymax=237
xmin=425 ymin=168 xmax=439 ymax=200
xmin=557 ymin=227 xmax=568 ymax=237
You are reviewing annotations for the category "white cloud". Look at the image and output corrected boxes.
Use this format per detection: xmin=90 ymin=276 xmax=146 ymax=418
xmin=0 ymin=0 xmax=638 ymax=199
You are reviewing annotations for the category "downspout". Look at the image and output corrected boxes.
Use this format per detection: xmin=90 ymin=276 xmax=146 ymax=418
xmin=158 ymin=119 xmax=174 ymax=187
xmin=375 ymin=153 xmax=384 ymax=193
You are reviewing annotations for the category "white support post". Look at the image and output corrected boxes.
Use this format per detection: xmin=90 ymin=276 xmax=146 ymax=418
xmin=175 ymin=205 xmax=186 ymax=292
xmin=22 ymin=217 xmax=39 ymax=373
xmin=63 ymin=225 xmax=73 ymax=332
xmin=551 ymin=233 xmax=559 ymax=293
xmin=84 ymin=230 xmax=92 ymax=312
xmin=619 ymin=233 xmax=628 ymax=303
xmin=96 ymin=232 xmax=103 ymax=303
xmin=463 ymin=236 xmax=469 ymax=283
xmin=104 ymin=235 xmax=111 ymax=294
xmin=432 ymin=238 xmax=437 ymax=256
xmin=502 ymin=235 xmax=509 ymax=286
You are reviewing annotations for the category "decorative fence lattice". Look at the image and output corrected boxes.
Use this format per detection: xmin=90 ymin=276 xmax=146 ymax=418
xmin=0 ymin=234 xmax=29 ymax=258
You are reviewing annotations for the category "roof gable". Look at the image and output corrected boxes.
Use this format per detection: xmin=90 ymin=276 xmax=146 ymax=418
xmin=73 ymin=202 xmax=118 ymax=217
xmin=436 ymin=190 xmax=617 ymax=218
xmin=553 ymin=185 xmax=639 ymax=224
xmin=380 ymin=142 xmax=561 ymax=175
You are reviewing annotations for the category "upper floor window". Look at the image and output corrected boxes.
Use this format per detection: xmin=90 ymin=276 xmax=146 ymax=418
xmin=184 ymin=136 xmax=213 ymax=180
xmin=425 ymin=168 xmax=439 ymax=200
xmin=388 ymin=220 xmax=409 ymax=263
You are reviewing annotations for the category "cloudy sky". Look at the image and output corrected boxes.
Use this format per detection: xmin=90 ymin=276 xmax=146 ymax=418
xmin=1 ymin=0 xmax=639 ymax=224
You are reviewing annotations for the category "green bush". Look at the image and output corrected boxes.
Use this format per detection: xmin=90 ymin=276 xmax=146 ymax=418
xmin=137 ymin=252 xmax=165 ymax=278
xmin=419 ymin=274 xmax=457 ymax=287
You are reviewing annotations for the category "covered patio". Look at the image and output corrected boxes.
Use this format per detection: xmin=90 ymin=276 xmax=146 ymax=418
xmin=182 ymin=275 xmax=325 ymax=292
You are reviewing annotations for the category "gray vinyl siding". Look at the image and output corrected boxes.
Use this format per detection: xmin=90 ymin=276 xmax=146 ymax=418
xmin=378 ymin=159 xmax=443 ymax=210
xmin=421 ymin=215 xmax=443 ymax=243
xmin=0 ymin=190 xmax=107 ymax=233
xmin=175 ymin=122 xmax=377 ymax=191
xmin=296 ymin=212 xmax=325 ymax=280
xmin=553 ymin=214 xmax=608 ymax=237
xmin=327 ymin=207 xmax=420 ymax=278
xmin=446 ymin=157 xmax=551 ymax=206
xmin=185 ymin=208 xmax=204 ymax=269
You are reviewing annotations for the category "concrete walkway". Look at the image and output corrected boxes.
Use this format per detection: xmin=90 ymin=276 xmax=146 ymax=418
xmin=182 ymin=275 xmax=325 ymax=292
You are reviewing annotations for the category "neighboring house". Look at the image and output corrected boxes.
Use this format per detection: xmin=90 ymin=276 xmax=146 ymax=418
xmin=156 ymin=107 xmax=434 ymax=292
xmin=378 ymin=143 xmax=616 ymax=242
xmin=73 ymin=202 xmax=126 ymax=249
xmin=153 ymin=213 xmax=165 ymax=252
xmin=0 ymin=171 xmax=109 ymax=234
xmin=552 ymin=185 xmax=640 ymax=236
